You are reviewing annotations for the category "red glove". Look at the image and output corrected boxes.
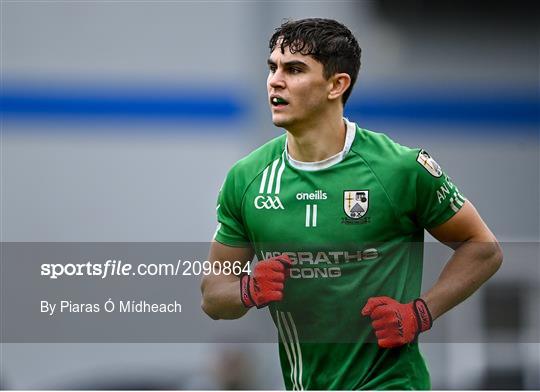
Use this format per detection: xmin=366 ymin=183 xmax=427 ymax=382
xmin=361 ymin=296 xmax=433 ymax=348
xmin=240 ymin=254 xmax=292 ymax=308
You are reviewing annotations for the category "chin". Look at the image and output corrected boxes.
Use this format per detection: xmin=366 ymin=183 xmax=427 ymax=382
xmin=271 ymin=114 xmax=295 ymax=129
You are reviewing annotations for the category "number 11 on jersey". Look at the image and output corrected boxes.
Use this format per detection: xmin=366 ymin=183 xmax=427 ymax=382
xmin=305 ymin=204 xmax=318 ymax=227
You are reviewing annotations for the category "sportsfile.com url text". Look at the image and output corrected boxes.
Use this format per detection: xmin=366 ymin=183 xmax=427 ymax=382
xmin=40 ymin=260 xmax=249 ymax=279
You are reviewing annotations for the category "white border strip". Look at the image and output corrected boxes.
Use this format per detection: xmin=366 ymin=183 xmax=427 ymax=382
xmin=259 ymin=166 xmax=269 ymax=194
xmin=277 ymin=311 xmax=299 ymax=390
xmin=266 ymin=158 xmax=280 ymax=194
xmin=286 ymin=312 xmax=304 ymax=390
xmin=274 ymin=154 xmax=286 ymax=194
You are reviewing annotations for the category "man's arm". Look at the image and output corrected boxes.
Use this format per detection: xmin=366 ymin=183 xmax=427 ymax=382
xmin=200 ymin=241 xmax=254 ymax=320
xmin=422 ymin=199 xmax=503 ymax=320
xmin=362 ymin=200 xmax=503 ymax=348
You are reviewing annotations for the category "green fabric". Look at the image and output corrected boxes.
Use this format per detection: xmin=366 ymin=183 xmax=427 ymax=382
xmin=215 ymin=124 xmax=464 ymax=390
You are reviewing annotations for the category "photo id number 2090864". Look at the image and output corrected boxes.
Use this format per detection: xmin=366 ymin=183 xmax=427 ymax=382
xmin=182 ymin=260 xmax=251 ymax=276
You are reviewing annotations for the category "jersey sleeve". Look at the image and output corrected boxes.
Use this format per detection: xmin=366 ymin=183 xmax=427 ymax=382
xmin=413 ymin=149 xmax=466 ymax=228
xmin=213 ymin=167 xmax=250 ymax=247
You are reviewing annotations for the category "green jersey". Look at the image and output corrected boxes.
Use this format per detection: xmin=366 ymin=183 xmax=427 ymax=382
xmin=214 ymin=119 xmax=465 ymax=390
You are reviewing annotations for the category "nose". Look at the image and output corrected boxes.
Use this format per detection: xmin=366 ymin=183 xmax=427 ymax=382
xmin=268 ymin=69 xmax=286 ymax=89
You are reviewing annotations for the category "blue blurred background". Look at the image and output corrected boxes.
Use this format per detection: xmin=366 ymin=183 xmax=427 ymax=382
xmin=1 ymin=1 xmax=538 ymax=389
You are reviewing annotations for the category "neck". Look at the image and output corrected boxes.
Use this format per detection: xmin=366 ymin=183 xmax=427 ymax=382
xmin=286 ymin=112 xmax=346 ymax=162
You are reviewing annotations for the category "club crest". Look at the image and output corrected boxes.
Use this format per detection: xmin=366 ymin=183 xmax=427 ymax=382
xmin=416 ymin=149 xmax=442 ymax=177
xmin=343 ymin=190 xmax=369 ymax=219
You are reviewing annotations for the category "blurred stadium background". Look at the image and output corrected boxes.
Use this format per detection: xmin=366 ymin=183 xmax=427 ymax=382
xmin=1 ymin=1 xmax=538 ymax=389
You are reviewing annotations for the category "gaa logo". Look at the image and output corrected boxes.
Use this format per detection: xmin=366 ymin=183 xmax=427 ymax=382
xmin=254 ymin=195 xmax=284 ymax=210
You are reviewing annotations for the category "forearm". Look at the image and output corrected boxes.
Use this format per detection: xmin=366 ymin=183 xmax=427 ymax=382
xmin=201 ymin=242 xmax=254 ymax=320
xmin=422 ymin=239 xmax=503 ymax=320
xmin=201 ymin=276 xmax=248 ymax=320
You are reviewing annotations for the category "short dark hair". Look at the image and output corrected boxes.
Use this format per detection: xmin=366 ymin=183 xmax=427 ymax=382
xmin=269 ymin=18 xmax=361 ymax=105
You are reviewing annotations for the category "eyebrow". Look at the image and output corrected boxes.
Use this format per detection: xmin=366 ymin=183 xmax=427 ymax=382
xmin=267 ymin=59 xmax=309 ymax=68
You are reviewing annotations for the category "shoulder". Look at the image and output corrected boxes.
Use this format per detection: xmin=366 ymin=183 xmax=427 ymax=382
xmin=223 ymin=133 xmax=286 ymax=191
xmin=229 ymin=133 xmax=286 ymax=176
xmin=350 ymin=127 xmax=421 ymax=172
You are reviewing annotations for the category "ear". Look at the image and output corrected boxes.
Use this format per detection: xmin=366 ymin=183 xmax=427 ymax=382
xmin=327 ymin=73 xmax=351 ymax=102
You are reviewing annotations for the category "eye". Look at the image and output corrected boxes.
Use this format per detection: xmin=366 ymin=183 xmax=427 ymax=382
xmin=290 ymin=67 xmax=302 ymax=74
xmin=268 ymin=65 xmax=277 ymax=73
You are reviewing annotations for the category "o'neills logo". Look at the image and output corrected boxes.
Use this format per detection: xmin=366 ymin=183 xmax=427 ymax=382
xmin=296 ymin=190 xmax=328 ymax=201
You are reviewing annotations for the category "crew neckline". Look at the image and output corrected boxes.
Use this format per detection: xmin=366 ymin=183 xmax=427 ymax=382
xmin=285 ymin=118 xmax=357 ymax=171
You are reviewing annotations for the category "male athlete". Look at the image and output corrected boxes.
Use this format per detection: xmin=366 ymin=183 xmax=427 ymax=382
xmin=201 ymin=18 xmax=502 ymax=390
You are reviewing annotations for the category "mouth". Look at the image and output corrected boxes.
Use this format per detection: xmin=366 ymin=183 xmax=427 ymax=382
xmin=270 ymin=96 xmax=289 ymax=108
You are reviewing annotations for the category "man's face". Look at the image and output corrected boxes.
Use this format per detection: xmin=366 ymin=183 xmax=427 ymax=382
xmin=267 ymin=44 xmax=331 ymax=129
